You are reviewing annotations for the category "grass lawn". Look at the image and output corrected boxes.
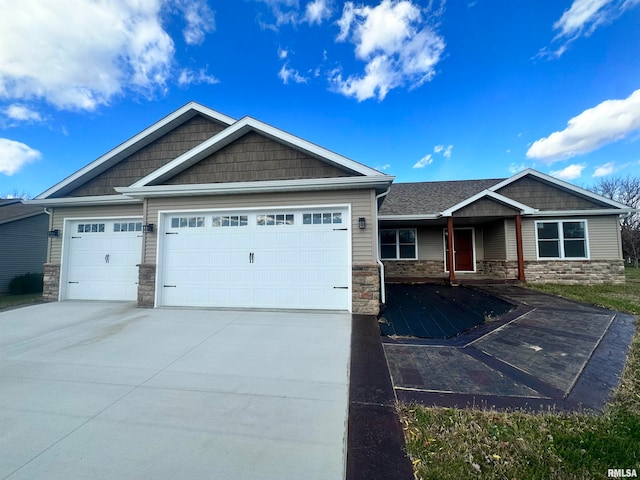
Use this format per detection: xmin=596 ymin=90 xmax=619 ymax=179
xmin=400 ymin=267 xmax=640 ymax=480
xmin=0 ymin=292 xmax=43 ymax=311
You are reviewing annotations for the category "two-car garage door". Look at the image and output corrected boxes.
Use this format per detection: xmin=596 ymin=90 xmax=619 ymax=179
xmin=158 ymin=208 xmax=350 ymax=310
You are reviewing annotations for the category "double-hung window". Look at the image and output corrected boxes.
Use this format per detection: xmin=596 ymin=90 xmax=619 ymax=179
xmin=380 ymin=229 xmax=417 ymax=260
xmin=536 ymin=220 xmax=588 ymax=259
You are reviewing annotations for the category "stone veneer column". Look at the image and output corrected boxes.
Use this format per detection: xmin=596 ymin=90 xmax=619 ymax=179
xmin=137 ymin=264 xmax=156 ymax=308
xmin=352 ymin=263 xmax=380 ymax=315
xmin=42 ymin=263 xmax=60 ymax=302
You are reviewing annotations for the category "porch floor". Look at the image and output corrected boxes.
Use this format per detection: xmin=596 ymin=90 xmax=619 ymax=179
xmin=379 ymin=283 xmax=513 ymax=339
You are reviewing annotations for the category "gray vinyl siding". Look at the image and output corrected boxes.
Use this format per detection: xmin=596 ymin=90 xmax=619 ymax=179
xmin=483 ymin=220 xmax=506 ymax=260
xmin=521 ymin=216 xmax=622 ymax=260
xmin=0 ymin=214 xmax=48 ymax=293
xmin=48 ymin=204 xmax=143 ymax=263
xmin=144 ymin=189 xmax=377 ymax=264
xmin=416 ymin=227 xmax=444 ymax=261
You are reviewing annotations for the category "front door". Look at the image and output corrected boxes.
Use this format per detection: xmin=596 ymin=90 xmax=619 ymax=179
xmin=445 ymin=228 xmax=475 ymax=272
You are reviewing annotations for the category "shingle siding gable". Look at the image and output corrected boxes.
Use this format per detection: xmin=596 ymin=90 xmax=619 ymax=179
xmin=65 ymin=115 xmax=226 ymax=197
xmin=162 ymin=131 xmax=355 ymax=185
xmin=496 ymin=176 xmax=608 ymax=210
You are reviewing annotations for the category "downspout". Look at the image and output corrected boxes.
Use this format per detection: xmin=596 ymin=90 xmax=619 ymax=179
xmin=375 ymin=187 xmax=391 ymax=305
xmin=44 ymin=208 xmax=52 ymax=263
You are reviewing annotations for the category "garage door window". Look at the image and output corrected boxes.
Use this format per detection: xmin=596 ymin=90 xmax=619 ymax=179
xmin=114 ymin=222 xmax=142 ymax=232
xmin=77 ymin=223 xmax=105 ymax=233
xmin=302 ymin=212 xmax=343 ymax=225
xmin=212 ymin=215 xmax=248 ymax=227
xmin=171 ymin=216 xmax=205 ymax=228
xmin=257 ymin=213 xmax=294 ymax=226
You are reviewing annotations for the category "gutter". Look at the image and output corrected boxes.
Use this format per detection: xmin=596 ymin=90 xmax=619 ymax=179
xmin=375 ymin=187 xmax=391 ymax=305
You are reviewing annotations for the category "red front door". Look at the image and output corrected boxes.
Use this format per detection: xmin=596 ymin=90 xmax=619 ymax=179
xmin=445 ymin=229 xmax=474 ymax=271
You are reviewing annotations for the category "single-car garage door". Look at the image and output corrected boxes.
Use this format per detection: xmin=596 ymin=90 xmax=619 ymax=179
xmin=159 ymin=208 xmax=350 ymax=310
xmin=64 ymin=219 xmax=143 ymax=301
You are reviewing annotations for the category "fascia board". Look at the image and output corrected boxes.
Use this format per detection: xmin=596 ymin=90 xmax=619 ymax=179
xmin=132 ymin=117 xmax=384 ymax=188
xmin=489 ymin=168 xmax=631 ymax=210
xmin=378 ymin=214 xmax=441 ymax=221
xmin=27 ymin=195 xmax=141 ymax=207
xmin=36 ymin=102 xmax=236 ymax=199
xmin=440 ymin=190 xmax=537 ymax=217
xmin=526 ymin=208 xmax=637 ymax=216
xmin=118 ymin=176 xmax=394 ymax=197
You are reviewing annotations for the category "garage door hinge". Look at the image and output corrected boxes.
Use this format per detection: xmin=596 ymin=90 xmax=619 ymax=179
xmin=333 ymin=286 xmax=348 ymax=289
xmin=164 ymin=285 xmax=177 ymax=288
xmin=333 ymin=228 xmax=348 ymax=231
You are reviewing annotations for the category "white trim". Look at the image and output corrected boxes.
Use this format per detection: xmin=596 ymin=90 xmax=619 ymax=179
xmin=440 ymin=190 xmax=537 ymax=217
xmin=534 ymin=219 xmax=590 ymax=260
xmin=118 ymin=176 xmax=393 ymax=197
xmin=28 ymin=195 xmax=141 ymax=207
xmin=489 ymin=168 xmax=631 ymax=210
xmin=442 ymin=227 xmax=477 ymax=273
xmin=36 ymin=103 xmax=235 ymax=199
xmin=527 ymin=209 xmax=636 ymax=216
xmin=155 ymin=204 xmax=353 ymax=312
xmin=60 ymin=216 xmax=143 ymax=300
xmin=131 ymin=116 xmax=385 ymax=187
xmin=378 ymin=214 xmax=440 ymax=221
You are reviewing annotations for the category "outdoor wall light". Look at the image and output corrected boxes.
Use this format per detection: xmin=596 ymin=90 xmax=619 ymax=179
xmin=47 ymin=229 xmax=59 ymax=238
xmin=358 ymin=217 xmax=366 ymax=230
xmin=143 ymin=223 xmax=155 ymax=233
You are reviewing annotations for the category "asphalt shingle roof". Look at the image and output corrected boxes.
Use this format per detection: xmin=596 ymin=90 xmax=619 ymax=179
xmin=379 ymin=179 xmax=505 ymax=216
xmin=0 ymin=199 xmax=46 ymax=224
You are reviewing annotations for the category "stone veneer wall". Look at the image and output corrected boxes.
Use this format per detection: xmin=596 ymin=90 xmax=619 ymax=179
xmin=477 ymin=260 xmax=519 ymax=279
xmin=352 ymin=264 xmax=380 ymax=315
xmin=43 ymin=263 xmax=60 ymax=302
xmin=137 ymin=264 xmax=156 ymax=307
xmin=525 ymin=260 xmax=625 ymax=285
xmin=382 ymin=260 xmax=444 ymax=278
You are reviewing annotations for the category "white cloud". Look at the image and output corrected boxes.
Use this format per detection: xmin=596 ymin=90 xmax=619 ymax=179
xmin=413 ymin=153 xmax=433 ymax=168
xmin=178 ymin=68 xmax=220 ymax=86
xmin=0 ymin=1 xmax=218 ymax=112
xmin=176 ymin=0 xmax=215 ymax=45
xmin=278 ymin=63 xmax=308 ymax=84
xmin=434 ymin=144 xmax=453 ymax=158
xmin=278 ymin=48 xmax=289 ymax=59
xmin=550 ymin=163 xmax=586 ymax=180
xmin=526 ymin=89 xmax=640 ymax=163
xmin=593 ymin=161 xmax=616 ymax=177
xmin=541 ymin=0 xmax=639 ymax=57
xmin=256 ymin=0 xmax=300 ymax=29
xmin=0 ymin=138 xmax=41 ymax=175
xmin=304 ymin=0 xmax=333 ymax=24
xmin=3 ymin=105 xmax=43 ymax=122
xmin=332 ymin=0 xmax=445 ymax=101
xmin=508 ymin=163 xmax=527 ymax=174
xmin=375 ymin=164 xmax=391 ymax=171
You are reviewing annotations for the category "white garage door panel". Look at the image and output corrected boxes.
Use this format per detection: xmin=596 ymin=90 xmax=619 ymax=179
xmin=65 ymin=220 xmax=142 ymax=301
xmin=161 ymin=209 xmax=350 ymax=310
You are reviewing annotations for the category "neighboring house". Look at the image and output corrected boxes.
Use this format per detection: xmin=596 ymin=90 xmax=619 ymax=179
xmin=31 ymin=103 xmax=634 ymax=315
xmin=0 ymin=199 xmax=48 ymax=294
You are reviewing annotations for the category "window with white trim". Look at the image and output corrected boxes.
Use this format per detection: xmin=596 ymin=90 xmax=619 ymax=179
xmin=170 ymin=216 xmax=205 ymax=228
xmin=78 ymin=223 xmax=105 ymax=233
xmin=212 ymin=215 xmax=248 ymax=227
xmin=536 ymin=220 xmax=588 ymax=259
xmin=302 ymin=212 xmax=343 ymax=225
xmin=114 ymin=222 xmax=142 ymax=232
xmin=256 ymin=213 xmax=294 ymax=226
xmin=380 ymin=229 xmax=417 ymax=260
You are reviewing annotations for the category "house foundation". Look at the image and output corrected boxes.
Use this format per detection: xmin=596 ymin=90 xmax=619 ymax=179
xmin=43 ymin=263 xmax=60 ymax=302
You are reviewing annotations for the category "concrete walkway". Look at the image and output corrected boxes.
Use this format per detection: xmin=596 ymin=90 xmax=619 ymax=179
xmin=383 ymin=285 xmax=636 ymax=411
xmin=0 ymin=302 xmax=351 ymax=480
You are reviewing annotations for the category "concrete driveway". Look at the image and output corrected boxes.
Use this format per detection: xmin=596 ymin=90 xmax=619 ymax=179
xmin=0 ymin=302 xmax=351 ymax=480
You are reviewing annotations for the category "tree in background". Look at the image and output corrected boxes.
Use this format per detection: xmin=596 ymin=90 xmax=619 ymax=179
xmin=590 ymin=176 xmax=640 ymax=267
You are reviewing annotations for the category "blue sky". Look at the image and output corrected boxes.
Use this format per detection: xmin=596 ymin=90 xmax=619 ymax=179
xmin=1 ymin=0 xmax=639 ymax=198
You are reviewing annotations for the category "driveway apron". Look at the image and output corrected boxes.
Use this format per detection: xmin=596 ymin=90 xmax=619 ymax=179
xmin=0 ymin=302 xmax=351 ymax=480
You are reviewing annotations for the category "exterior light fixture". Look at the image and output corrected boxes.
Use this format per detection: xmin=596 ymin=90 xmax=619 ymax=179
xmin=358 ymin=217 xmax=366 ymax=230
xmin=47 ymin=229 xmax=59 ymax=238
xmin=143 ymin=223 xmax=154 ymax=233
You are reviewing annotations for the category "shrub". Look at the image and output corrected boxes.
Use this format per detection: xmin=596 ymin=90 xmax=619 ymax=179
xmin=9 ymin=272 xmax=43 ymax=295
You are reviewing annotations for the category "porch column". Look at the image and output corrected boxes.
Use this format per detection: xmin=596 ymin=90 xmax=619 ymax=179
xmin=515 ymin=214 xmax=526 ymax=281
xmin=447 ymin=216 xmax=456 ymax=283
